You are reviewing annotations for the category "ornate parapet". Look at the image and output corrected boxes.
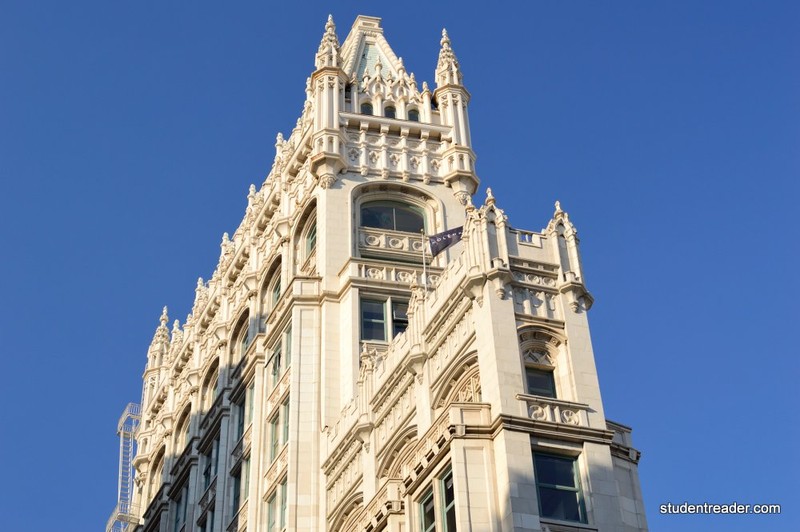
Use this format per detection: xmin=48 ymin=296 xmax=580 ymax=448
xmin=516 ymin=393 xmax=591 ymax=428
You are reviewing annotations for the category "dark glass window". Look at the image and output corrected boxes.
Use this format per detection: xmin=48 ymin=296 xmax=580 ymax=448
xmin=420 ymin=487 xmax=435 ymax=532
xmin=534 ymin=454 xmax=586 ymax=523
xmin=408 ymin=109 xmax=420 ymax=122
xmin=385 ymin=106 xmax=396 ymax=119
xmin=361 ymin=300 xmax=386 ymax=341
xmin=305 ymin=223 xmax=317 ymax=256
xmin=361 ymin=298 xmax=409 ymax=341
xmin=392 ymin=301 xmax=409 ymax=337
xmin=361 ymin=102 xmax=373 ymax=115
xmin=361 ymin=201 xmax=424 ymax=233
xmin=442 ymin=469 xmax=456 ymax=531
xmin=526 ymin=367 xmax=556 ymax=398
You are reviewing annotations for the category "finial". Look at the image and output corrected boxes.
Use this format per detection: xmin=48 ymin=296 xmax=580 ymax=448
xmin=554 ymin=200 xmax=563 ymax=215
xmin=422 ymin=81 xmax=429 ymax=92
xmin=160 ymin=306 xmax=169 ymax=326
xmin=441 ymin=28 xmax=450 ymax=47
xmin=196 ymin=277 xmax=204 ymax=289
xmin=326 ymin=14 xmax=335 ymax=30
xmin=485 ymin=187 xmax=495 ymax=206
xmin=221 ymin=232 xmax=230 ymax=247
xmin=276 ymin=132 xmax=284 ymax=146
xmin=172 ymin=319 xmax=180 ymax=334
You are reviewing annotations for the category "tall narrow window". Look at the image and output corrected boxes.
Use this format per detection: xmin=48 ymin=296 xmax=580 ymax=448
xmin=533 ymin=453 xmax=586 ymax=523
xmin=361 ymin=102 xmax=373 ymax=115
xmin=279 ymin=479 xmax=288 ymax=529
xmin=269 ymin=413 xmax=280 ymax=462
xmin=284 ymin=326 xmax=292 ymax=368
xmin=231 ymin=471 xmax=241 ymax=513
xmin=305 ymin=222 xmax=317 ymax=257
xmin=441 ymin=469 xmax=456 ymax=531
xmin=282 ymin=398 xmax=290 ymax=443
xmin=246 ymin=382 xmax=255 ymax=426
xmin=271 ymin=276 xmax=282 ymax=307
xmin=267 ymin=494 xmax=277 ymax=532
xmin=242 ymin=458 xmax=250 ymax=503
xmin=271 ymin=341 xmax=283 ymax=389
xmin=385 ymin=105 xmax=396 ymax=119
xmin=420 ymin=487 xmax=435 ymax=532
xmin=202 ymin=437 xmax=219 ymax=489
xmin=392 ymin=300 xmax=409 ymax=337
xmin=234 ymin=401 xmax=245 ymax=441
xmin=173 ymin=485 xmax=188 ymax=532
xmin=361 ymin=299 xmax=387 ymax=341
xmin=408 ymin=109 xmax=420 ymax=122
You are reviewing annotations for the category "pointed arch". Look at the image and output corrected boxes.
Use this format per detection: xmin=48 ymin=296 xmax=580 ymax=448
xmin=376 ymin=425 xmax=417 ymax=479
xmin=329 ymin=491 xmax=364 ymax=532
xmin=432 ymin=351 xmax=481 ymax=410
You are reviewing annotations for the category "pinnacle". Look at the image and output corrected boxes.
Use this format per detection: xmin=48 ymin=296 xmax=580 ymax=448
xmin=160 ymin=306 xmax=169 ymax=326
xmin=436 ymin=27 xmax=462 ymax=87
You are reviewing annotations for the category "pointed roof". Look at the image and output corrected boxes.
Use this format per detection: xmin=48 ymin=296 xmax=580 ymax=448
xmin=339 ymin=16 xmax=405 ymax=81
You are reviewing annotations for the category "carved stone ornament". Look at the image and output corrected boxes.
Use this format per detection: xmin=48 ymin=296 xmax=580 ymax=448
xmin=319 ymin=173 xmax=337 ymax=189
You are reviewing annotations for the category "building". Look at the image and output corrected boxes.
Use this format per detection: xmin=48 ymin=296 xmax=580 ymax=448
xmin=107 ymin=15 xmax=647 ymax=532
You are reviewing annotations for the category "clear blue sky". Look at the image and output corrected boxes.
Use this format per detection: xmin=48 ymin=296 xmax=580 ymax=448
xmin=1 ymin=1 xmax=797 ymax=530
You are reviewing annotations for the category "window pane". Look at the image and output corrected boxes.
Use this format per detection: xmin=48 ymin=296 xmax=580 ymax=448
xmin=361 ymin=205 xmax=394 ymax=230
xmin=443 ymin=470 xmax=456 ymax=531
xmin=526 ymin=368 xmax=556 ymax=398
xmin=393 ymin=206 xmax=424 ymax=233
xmin=538 ymin=486 xmax=581 ymax=522
xmin=361 ymin=300 xmax=386 ymax=341
xmin=280 ymin=480 xmax=287 ymax=528
xmin=362 ymin=321 xmax=386 ymax=341
xmin=535 ymin=454 xmax=577 ymax=487
xmin=408 ymin=109 xmax=420 ymax=122
xmin=420 ymin=489 xmax=436 ymax=532
xmin=282 ymin=400 xmax=290 ymax=443
xmin=385 ymin=106 xmax=396 ymax=119
xmin=267 ymin=496 xmax=276 ymax=532
xmin=392 ymin=301 xmax=409 ymax=337
xmin=305 ymin=223 xmax=317 ymax=255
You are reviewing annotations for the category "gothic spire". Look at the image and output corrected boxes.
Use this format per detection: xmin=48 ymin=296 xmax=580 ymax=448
xmin=315 ymin=14 xmax=342 ymax=69
xmin=435 ymin=28 xmax=463 ymax=87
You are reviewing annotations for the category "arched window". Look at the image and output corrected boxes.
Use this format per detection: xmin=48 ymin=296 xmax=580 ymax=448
xmin=232 ymin=312 xmax=251 ymax=364
xmin=518 ymin=329 xmax=561 ymax=398
xmin=174 ymin=409 xmax=191 ymax=453
xmin=202 ymin=362 xmax=219 ymax=410
xmin=360 ymin=102 xmax=373 ymax=115
xmin=385 ymin=105 xmax=396 ymax=119
xmin=407 ymin=109 xmax=420 ymax=122
xmin=305 ymin=221 xmax=317 ymax=258
xmin=361 ymin=200 xmax=424 ymax=233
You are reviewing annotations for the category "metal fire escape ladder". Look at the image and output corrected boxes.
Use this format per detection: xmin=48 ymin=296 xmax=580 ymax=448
xmin=106 ymin=403 xmax=142 ymax=532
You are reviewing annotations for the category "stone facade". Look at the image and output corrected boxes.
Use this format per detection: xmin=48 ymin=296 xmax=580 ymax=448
xmin=108 ymin=15 xmax=647 ymax=532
